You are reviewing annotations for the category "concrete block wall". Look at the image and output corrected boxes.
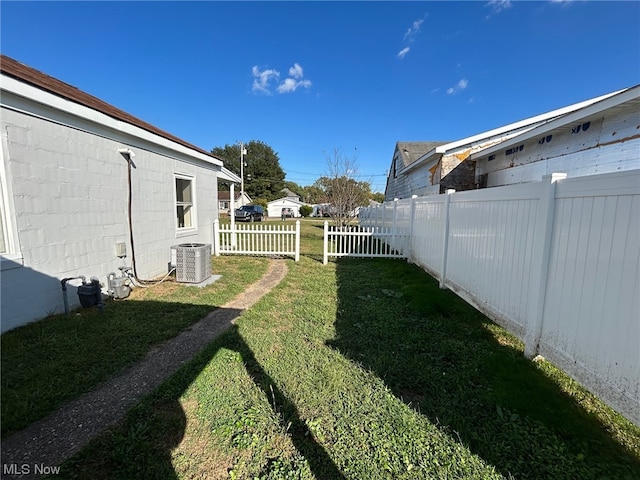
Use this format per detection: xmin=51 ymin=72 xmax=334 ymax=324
xmin=1 ymin=108 xmax=218 ymax=332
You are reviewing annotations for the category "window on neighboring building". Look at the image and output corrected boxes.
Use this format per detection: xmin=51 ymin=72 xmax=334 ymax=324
xmin=175 ymin=175 xmax=194 ymax=229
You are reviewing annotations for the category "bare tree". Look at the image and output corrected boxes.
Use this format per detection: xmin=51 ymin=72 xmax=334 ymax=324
xmin=317 ymin=148 xmax=371 ymax=227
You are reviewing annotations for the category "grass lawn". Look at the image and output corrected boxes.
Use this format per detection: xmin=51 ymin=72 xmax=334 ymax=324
xmin=3 ymin=218 xmax=639 ymax=479
xmin=1 ymin=255 xmax=270 ymax=438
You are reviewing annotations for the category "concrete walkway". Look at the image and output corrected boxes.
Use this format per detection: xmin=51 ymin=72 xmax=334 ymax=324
xmin=1 ymin=260 xmax=289 ymax=479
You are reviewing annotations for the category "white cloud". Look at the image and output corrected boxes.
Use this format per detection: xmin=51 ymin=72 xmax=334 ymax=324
xmin=397 ymin=14 xmax=428 ymax=59
xmin=403 ymin=16 xmax=426 ymax=41
xmin=397 ymin=47 xmax=410 ymax=59
xmin=252 ymin=66 xmax=280 ymax=95
xmin=252 ymin=63 xmax=311 ymax=95
xmin=277 ymin=77 xmax=312 ymax=93
xmin=486 ymin=0 xmax=512 ymax=13
xmin=447 ymin=78 xmax=469 ymax=95
xmin=288 ymin=63 xmax=304 ymax=79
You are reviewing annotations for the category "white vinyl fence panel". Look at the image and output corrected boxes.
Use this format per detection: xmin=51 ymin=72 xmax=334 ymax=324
xmin=410 ymin=197 xmax=447 ymax=276
xmin=540 ymin=174 xmax=640 ymax=418
xmin=445 ymin=184 xmax=543 ymax=337
xmin=359 ymin=170 xmax=640 ymax=426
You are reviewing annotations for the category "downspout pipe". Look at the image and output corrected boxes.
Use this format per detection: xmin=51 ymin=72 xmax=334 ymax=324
xmin=61 ymin=276 xmax=86 ymax=315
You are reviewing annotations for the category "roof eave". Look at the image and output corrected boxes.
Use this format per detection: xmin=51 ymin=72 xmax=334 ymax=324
xmin=1 ymin=73 xmax=222 ymax=167
xmin=219 ymin=167 xmax=242 ymax=183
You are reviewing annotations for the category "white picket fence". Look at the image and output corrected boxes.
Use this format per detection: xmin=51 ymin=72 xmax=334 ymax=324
xmin=213 ymin=219 xmax=300 ymax=261
xmin=359 ymin=170 xmax=640 ymax=426
xmin=322 ymin=222 xmax=409 ymax=264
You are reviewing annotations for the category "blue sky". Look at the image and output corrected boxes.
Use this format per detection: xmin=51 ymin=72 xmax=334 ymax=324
xmin=2 ymin=1 xmax=639 ymax=192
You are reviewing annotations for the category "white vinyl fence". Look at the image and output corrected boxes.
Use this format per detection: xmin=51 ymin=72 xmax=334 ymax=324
xmin=359 ymin=170 xmax=640 ymax=426
xmin=213 ymin=220 xmax=300 ymax=261
xmin=322 ymin=222 xmax=410 ymax=264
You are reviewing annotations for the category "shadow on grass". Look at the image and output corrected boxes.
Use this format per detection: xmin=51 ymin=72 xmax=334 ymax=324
xmin=329 ymin=258 xmax=639 ymax=480
xmin=53 ymin=320 xmax=344 ymax=480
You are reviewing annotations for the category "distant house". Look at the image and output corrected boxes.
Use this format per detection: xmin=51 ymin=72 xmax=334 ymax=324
xmin=218 ymin=190 xmax=252 ymax=214
xmin=384 ymin=89 xmax=624 ymax=200
xmin=280 ymin=187 xmax=300 ymax=199
xmin=472 ymin=85 xmax=640 ymax=187
xmin=0 ymin=55 xmax=240 ymax=332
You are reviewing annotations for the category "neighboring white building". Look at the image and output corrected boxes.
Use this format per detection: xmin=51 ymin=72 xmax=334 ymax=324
xmin=267 ymin=197 xmax=305 ymax=218
xmin=384 ymin=89 xmax=626 ymax=200
xmin=0 ymin=55 xmax=239 ymax=332
xmin=472 ymin=85 xmax=640 ymax=187
xmin=266 ymin=188 xmax=309 ymax=218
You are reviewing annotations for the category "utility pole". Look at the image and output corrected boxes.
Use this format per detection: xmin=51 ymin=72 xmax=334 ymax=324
xmin=239 ymin=141 xmax=247 ymax=199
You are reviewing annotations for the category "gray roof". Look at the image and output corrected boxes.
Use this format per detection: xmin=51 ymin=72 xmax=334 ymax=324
xmin=395 ymin=142 xmax=448 ymax=168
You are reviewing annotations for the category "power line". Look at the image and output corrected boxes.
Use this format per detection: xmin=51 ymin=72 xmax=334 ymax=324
xmin=285 ymin=169 xmax=388 ymax=178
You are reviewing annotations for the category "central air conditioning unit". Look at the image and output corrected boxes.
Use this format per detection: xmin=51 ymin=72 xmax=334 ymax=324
xmin=171 ymin=243 xmax=212 ymax=283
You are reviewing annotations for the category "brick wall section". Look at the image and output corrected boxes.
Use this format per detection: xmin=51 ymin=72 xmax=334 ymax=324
xmin=439 ymin=156 xmax=477 ymax=193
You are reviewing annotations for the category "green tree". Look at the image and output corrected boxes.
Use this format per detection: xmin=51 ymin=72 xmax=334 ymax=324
xmin=212 ymin=140 xmax=285 ymax=201
xmin=370 ymin=192 xmax=385 ymax=203
xmin=301 ymin=184 xmax=327 ymax=204
xmin=299 ymin=205 xmax=313 ymax=217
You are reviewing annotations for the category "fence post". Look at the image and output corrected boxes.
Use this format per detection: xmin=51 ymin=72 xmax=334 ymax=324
xmin=323 ymin=221 xmax=329 ymax=265
xmin=392 ymin=198 xmax=399 ymax=253
xmin=409 ymin=195 xmax=418 ymax=260
xmin=294 ymin=220 xmax=300 ymax=262
xmin=524 ymin=173 xmax=566 ymax=359
xmin=439 ymin=189 xmax=455 ymax=289
xmin=213 ymin=219 xmax=220 ymax=256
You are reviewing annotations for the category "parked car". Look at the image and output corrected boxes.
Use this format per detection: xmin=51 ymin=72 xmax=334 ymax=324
xmin=235 ymin=205 xmax=264 ymax=222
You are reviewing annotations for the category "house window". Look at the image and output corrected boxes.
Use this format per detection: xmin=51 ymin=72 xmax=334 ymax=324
xmin=0 ymin=149 xmax=23 ymax=269
xmin=175 ymin=175 xmax=195 ymax=229
xmin=0 ymin=202 xmax=6 ymax=254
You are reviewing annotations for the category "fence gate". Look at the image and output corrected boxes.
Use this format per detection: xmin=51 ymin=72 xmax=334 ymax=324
xmin=322 ymin=221 xmax=409 ymax=264
xmin=214 ymin=220 xmax=300 ymax=261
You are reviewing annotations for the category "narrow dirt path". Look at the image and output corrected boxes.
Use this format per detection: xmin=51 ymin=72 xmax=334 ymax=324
xmin=1 ymin=259 xmax=289 ymax=479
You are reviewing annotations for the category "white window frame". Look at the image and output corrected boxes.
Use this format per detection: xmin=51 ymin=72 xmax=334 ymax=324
xmin=0 ymin=133 xmax=23 ymax=270
xmin=174 ymin=173 xmax=197 ymax=236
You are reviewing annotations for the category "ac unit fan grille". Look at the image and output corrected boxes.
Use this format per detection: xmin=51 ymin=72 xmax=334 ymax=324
xmin=174 ymin=243 xmax=211 ymax=283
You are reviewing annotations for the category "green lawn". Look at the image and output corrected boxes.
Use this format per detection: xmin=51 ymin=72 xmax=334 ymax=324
xmin=3 ymin=219 xmax=639 ymax=479
xmin=1 ymin=255 xmax=270 ymax=438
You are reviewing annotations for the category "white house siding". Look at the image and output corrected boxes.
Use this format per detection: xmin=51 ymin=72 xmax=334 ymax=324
xmin=0 ymin=108 xmax=219 ymax=332
xmin=477 ymin=105 xmax=640 ymax=187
